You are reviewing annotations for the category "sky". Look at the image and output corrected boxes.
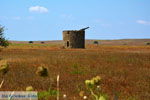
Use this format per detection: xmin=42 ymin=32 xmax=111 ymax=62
xmin=0 ymin=0 xmax=150 ymax=41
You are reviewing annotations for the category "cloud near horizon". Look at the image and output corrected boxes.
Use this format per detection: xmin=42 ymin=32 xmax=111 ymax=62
xmin=136 ymin=20 xmax=150 ymax=25
xmin=29 ymin=6 xmax=48 ymax=13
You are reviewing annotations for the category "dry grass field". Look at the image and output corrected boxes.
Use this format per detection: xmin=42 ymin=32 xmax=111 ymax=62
xmin=0 ymin=40 xmax=150 ymax=100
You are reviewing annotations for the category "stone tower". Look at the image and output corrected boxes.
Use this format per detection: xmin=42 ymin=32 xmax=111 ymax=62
xmin=63 ymin=27 xmax=89 ymax=48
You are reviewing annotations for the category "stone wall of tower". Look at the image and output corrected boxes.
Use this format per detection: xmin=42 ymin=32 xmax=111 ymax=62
xmin=63 ymin=30 xmax=85 ymax=48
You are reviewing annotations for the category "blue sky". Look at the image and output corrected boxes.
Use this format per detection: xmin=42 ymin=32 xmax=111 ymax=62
xmin=0 ymin=0 xmax=150 ymax=41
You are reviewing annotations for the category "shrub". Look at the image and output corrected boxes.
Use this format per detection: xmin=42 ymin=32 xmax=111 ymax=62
xmin=26 ymin=86 xmax=34 ymax=91
xmin=36 ymin=65 xmax=48 ymax=77
xmin=41 ymin=42 xmax=45 ymax=44
xmin=93 ymin=41 xmax=99 ymax=45
xmin=146 ymin=42 xmax=150 ymax=45
xmin=0 ymin=25 xmax=9 ymax=47
xmin=0 ymin=60 xmax=9 ymax=75
xmin=0 ymin=39 xmax=9 ymax=47
xmin=29 ymin=41 xmax=34 ymax=44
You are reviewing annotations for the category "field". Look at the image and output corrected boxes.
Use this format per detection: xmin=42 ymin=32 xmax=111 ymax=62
xmin=0 ymin=39 xmax=150 ymax=100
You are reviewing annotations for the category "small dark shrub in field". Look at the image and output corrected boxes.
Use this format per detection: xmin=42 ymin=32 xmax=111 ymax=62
xmin=146 ymin=42 xmax=150 ymax=45
xmin=93 ymin=41 xmax=99 ymax=45
xmin=29 ymin=41 xmax=34 ymax=44
xmin=41 ymin=42 xmax=45 ymax=44
xmin=0 ymin=60 xmax=9 ymax=75
xmin=36 ymin=66 xmax=48 ymax=77
xmin=0 ymin=39 xmax=9 ymax=47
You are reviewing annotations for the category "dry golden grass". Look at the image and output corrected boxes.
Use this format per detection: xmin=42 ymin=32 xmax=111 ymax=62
xmin=0 ymin=43 xmax=150 ymax=100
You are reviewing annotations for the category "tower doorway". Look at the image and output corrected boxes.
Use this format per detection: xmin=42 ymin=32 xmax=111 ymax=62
xmin=67 ymin=41 xmax=69 ymax=47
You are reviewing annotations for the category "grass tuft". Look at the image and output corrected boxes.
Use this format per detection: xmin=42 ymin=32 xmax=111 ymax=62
xmin=26 ymin=86 xmax=34 ymax=91
xmin=36 ymin=65 xmax=48 ymax=77
xmin=0 ymin=60 xmax=9 ymax=75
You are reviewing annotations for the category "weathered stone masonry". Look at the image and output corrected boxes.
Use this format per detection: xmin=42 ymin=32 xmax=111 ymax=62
xmin=63 ymin=27 xmax=89 ymax=48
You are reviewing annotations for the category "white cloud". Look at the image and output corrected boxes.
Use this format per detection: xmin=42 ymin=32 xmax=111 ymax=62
xmin=136 ymin=20 xmax=150 ymax=25
xmin=29 ymin=6 xmax=48 ymax=13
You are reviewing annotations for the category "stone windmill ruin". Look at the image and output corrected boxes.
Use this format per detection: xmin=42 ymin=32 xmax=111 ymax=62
xmin=63 ymin=27 xmax=89 ymax=49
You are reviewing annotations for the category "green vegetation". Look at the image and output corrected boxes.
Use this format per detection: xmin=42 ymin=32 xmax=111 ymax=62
xmin=0 ymin=25 xmax=9 ymax=47
xmin=85 ymin=76 xmax=108 ymax=100
xmin=70 ymin=64 xmax=84 ymax=75
xmin=9 ymin=43 xmax=59 ymax=49
xmin=38 ymin=88 xmax=58 ymax=100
